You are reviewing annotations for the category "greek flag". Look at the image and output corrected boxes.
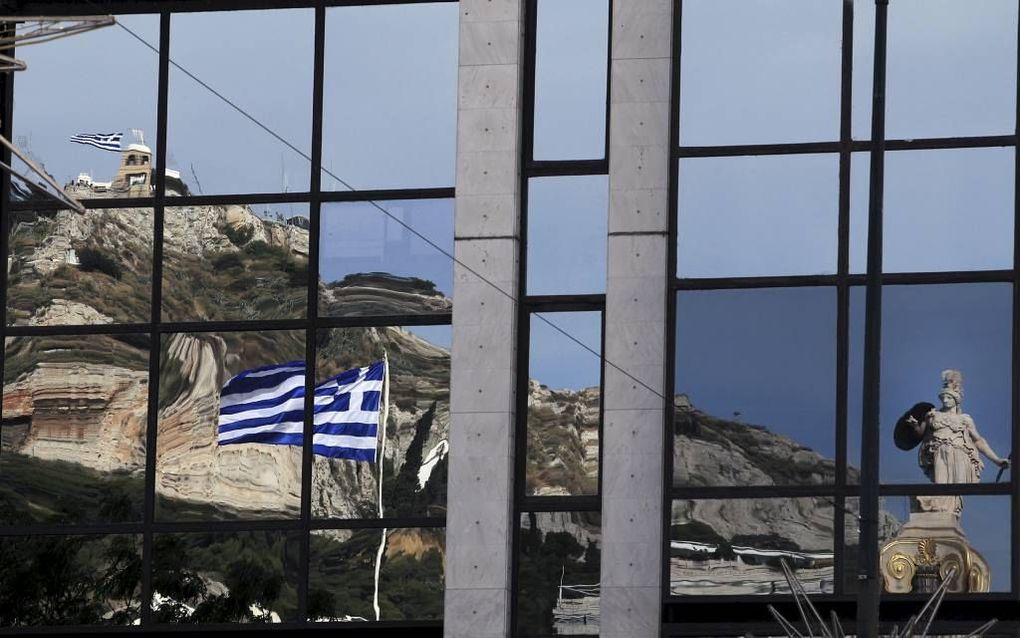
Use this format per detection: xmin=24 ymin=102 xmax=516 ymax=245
xmin=69 ymin=132 xmax=122 ymax=152
xmin=217 ymin=360 xmax=385 ymax=462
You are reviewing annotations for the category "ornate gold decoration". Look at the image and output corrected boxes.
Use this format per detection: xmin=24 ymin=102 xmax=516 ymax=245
xmin=916 ymin=538 xmax=939 ymax=565
xmin=880 ymin=535 xmax=990 ymax=594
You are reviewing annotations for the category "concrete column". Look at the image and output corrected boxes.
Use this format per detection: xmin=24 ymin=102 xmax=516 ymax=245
xmin=444 ymin=1 xmax=524 ymax=637
xmin=600 ymin=0 xmax=674 ymax=636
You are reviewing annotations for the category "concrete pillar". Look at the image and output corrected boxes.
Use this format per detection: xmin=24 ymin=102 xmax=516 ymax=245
xmin=600 ymin=0 xmax=674 ymax=636
xmin=444 ymin=1 xmax=524 ymax=637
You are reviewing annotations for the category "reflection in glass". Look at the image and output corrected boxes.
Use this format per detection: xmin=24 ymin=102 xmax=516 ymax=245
xmin=880 ymin=148 xmax=1013 ymax=273
xmin=11 ymin=15 xmax=158 ymax=202
xmin=674 ymin=289 xmax=836 ymax=487
xmin=6 ymin=207 xmax=153 ymax=326
xmin=0 ymin=535 xmax=142 ymax=627
xmin=669 ymin=498 xmax=834 ymax=596
xmin=169 ymin=9 xmax=313 ymax=195
xmin=527 ymin=312 xmax=601 ymax=496
xmin=851 ymin=0 xmax=875 ymax=139
xmin=151 ymin=531 xmax=299 ymax=623
xmin=313 ymin=325 xmax=450 ymax=519
xmin=843 ymin=496 xmax=900 ymax=593
xmin=322 ymin=3 xmax=457 ymax=190
xmin=517 ymin=511 xmax=601 ymax=636
xmin=533 ymin=0 xmax=608 ymax=160
xmin=155 ymin=330 xmax=305 ymax=521
xmin=879 ymin=284 xmax=1011 ymax=484
xmin=847 ymin=286 xmax=864 ymax=481
xmin=308 ymin=528 xmax=444 ymax=621
xmin=886 ymin=0 xmax=1017 ymax=139
xmin=163 ymin=203 xmax=309 ymax=321
xmin=879 ymin=495 xmax=1010 ymax=593
xmin=526 ymin=176 xmax=608 ymax=296
xmin=679 ymin=0 xmax=840 ymax=145
xmin=677 ymin=155 xmax=838 ymax=278
xmin=1 ymin=335 xmax=149 ymax=525
xmin=319 ymin=199 xmax=452 ymax=317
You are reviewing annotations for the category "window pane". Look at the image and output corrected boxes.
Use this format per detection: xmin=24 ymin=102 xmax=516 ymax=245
xmin=849 ymin=152 xmax=870 ymax=274
xmin=886 ymin=0 xmax=1017 ymax=139
xmin=879 ymin=284 xmax=1011 ymax=485
xmin=880 ymin=148 xmax=1014 ymax=273
xmin=151 ymin=531 xmax=300 ymax=623
xmin=163 ymin=203 xmax=309 ymax=321
xmin=852 ymin=0 xmax=876 ymax=140
xmin=669 ymin=498 xmax=835 ymax=596
xmin=319 ymin=199 xmax=453 ymax=317
xmin=321 ymin=3 xmax=457 ymax=190
xmin=6 ymin=207 xmax=153 ymax=326
xmin=677 ymin=155 xmax=838 ymax=278
xmin=517 ymin=511 xmax=601 ymax=636
xmin=679 ymin=0 xmax=841 ymax=145
xmin=2 ymin=334 xmax=149 ymax=525
xmin=313 ymin=325 xmax=450 ymax=519
xmin=847 ymin=286 xmax=864 ymax=482
xmin=527 ymin=312 xmax=601 ymax=497
xmin=309 ymin=527 xmax=444 ymax=621
xmin=674 ymin=289 xmax=836 ymax=487
xmin=156 ymin=330 xmax=305 ymax=521
xmin=879 ymin=495 xmax=1009 ymax=593
xmin=533 ymin=0 xmax=608 ymax=160
xmin=0 ymin=534 xmax=142 ymax=627
xmin=10 ymin=15 xmax=158 ymax=203
xmin=169 ymin=9 xmax=314 ymax=195
xmin=843 ymin=496 xmax=901 ymax=593
xmin=526 ymin=176 xmax=608 ymax=295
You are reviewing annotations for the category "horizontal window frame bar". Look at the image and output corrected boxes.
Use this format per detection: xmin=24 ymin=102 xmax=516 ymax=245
xmin=675 ymin=135 xmax=1016 ymax=159
xmin=517 ymin=495 xmax=601 ymax=513
xmin=0 ymin=515 xmax=447 ymax=536
xmin=9 ymin=0 xmax=459 ymax=16
xmin=674 ymin=270 xmax=1015 ymax=290
xmin=525 ymin=159 xmax=608 ymax=178
xmin=669 ymin=485 xmax=850 ymax=500
xmin=523 ymin=294 xmax=606 ymax=312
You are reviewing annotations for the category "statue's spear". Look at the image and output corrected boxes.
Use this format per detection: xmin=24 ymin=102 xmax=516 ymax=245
xmin=995 ymin=453 xmax=1012 ymax=483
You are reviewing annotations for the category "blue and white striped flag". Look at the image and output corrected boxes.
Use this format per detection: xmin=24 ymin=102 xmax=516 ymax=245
xmin=69 ymin=132 xmax=122 ymax=152
xmin=217 ymin=359 xmax=386 ymax=462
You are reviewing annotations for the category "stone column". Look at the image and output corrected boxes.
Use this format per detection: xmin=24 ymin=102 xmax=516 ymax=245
xmin=444 ymin=1 xmax=524 ymax=636
xmin=600 ymin=0 xmax=673 ymax=636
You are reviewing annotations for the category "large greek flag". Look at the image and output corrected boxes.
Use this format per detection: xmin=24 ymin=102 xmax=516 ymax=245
xmin=217 ymin=360 xmax=385 ymax=462
xmin=69 ymin=132 xmax=122 ymax=152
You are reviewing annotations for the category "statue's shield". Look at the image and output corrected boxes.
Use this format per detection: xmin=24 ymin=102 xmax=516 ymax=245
xmin=894 ymin=402 xmax=935 ymax=450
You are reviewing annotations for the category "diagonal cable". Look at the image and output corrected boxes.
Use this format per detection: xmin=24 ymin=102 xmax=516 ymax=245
xmin=111 ymin=17 xmax=668 ymax=404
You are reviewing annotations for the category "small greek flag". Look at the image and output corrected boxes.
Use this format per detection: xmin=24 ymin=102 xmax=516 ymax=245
xmin=217 ymin=359 xmax=386 ymax=462
xmin=69 ymin=132 xmax=122 ymax=152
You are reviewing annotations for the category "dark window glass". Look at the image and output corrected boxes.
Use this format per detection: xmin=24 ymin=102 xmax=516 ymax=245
xmin=678 ymin=0 xmax=841 ymax=145
xmin=308 ymin=527 xmax=444 ymax=621
xmin=168 ymin=9 xmax=314 ymax=195
xmin=879 ymin=284 xmax=1011 ymax=485
xmin=879 ymin=495 xmax=1009 ymax=593
xmin=313 ymin=325 xmax=450 ymax=519
xmin=669 ymin=498 xmax=835 ymax=596
xmin=0 ymin=534 xmax=142 ymax=627
xmin=2 ymin=334 xmax=149 ymax=524
xmin=674 ymin=288 xmax=837 ymax=487
xmin=527 ymin=312 xmax=601 ymax=497
xmin=517 ymin=511 xmax=601 ymax=635
xmin=677 ymin=155 xmax=839 ymax=278
xmin=533 ymin=0 xmax=608 ymax=160
xmin=6 ymin=207 xmax=153 ymax=326
xmin=155 ymin=330 xmax=305 ymax=521
xmin=319 ymin=199 xmax=453 ymax=317
xmin=163 ymin=203 xmax=309 ymax=321
xmin=886 ymin=0 xmax=1017 ymax=139
xmin=151 ymin=531 xmax=300 ymax=623
xmin=847 ymin=286 xmax=864 ymax=482
xmin=526 ymin=176 xmax=608 ymax=295
xmin=849 ymin=152 xmax=870 ymax=274
xmin=322 ymin=3 xmax=457 ymax=190
xmin=10 ymin=15 xmax=158 ymax=204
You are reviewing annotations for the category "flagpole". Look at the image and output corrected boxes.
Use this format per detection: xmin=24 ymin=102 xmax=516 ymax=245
xmin=372 ymin=352 xmax=390 ymax=621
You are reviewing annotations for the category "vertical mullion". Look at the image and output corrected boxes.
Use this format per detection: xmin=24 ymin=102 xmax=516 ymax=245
xmin=298 ymin=5 xmax=326 ymax=623
xmin=602 ymin=0 xmax=613 ymax=162
xmin=858 ymin=0 xmax=889 ymax=635
xmin=140 ymin=10 xmax=171 ymax=627
xmin=833 ymin=0 xmax=855 ymax=598
xmin=0 ymin=34 xmax=13 ymax=373
xmin=1011 ymin=0 xmax=1020 ymax=602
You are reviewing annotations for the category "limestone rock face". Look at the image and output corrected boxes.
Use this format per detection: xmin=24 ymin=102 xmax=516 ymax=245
xmin=2 ymin=362 xmax=147 ymax=473
xmin=28 ymin=299 xmax=114 ymax=326
xmin=166 ymin=204 xmax=308 ymax=259
xmin=525 ymin=380 xmax=599 ymax=496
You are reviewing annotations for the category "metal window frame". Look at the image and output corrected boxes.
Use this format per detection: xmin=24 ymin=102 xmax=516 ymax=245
xmin=664 ymin=0 xmax=1020 ymax=636
xmin=0 ymin=1 xmax=456 ymax=634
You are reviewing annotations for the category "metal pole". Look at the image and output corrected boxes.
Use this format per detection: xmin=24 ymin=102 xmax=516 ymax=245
xmin=857 ymin=1 xmax=889 ymax=636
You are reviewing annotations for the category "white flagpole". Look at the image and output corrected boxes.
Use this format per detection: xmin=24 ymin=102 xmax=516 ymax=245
xmin=372 ymin=352 xmax=390 ymax=621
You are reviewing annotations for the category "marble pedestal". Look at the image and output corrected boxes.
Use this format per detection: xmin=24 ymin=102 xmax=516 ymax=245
xmin=879 ymin=511 xmax=990 ymax=593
